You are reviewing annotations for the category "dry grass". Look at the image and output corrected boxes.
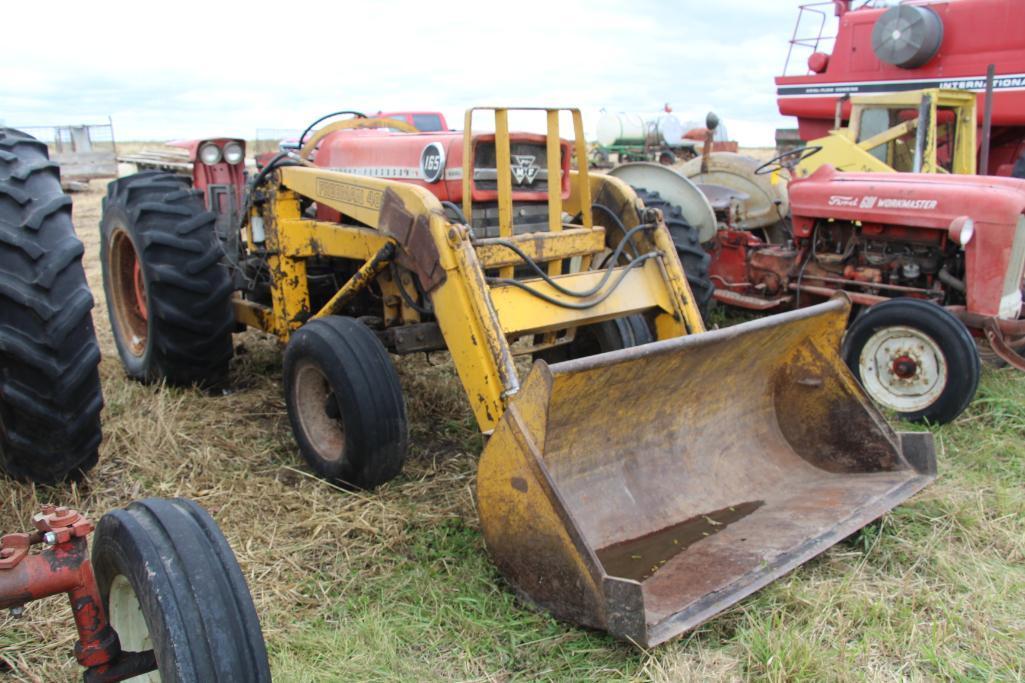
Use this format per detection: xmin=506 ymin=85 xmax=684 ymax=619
xmin=1 ymin=184 xmax=1023 ymax=682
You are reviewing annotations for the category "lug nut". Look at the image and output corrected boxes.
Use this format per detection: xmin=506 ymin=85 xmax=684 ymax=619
xmin=9 ymin=606 xmax=24 ymax=618
xmin=43 ymin=532 xmax=58 ymax=546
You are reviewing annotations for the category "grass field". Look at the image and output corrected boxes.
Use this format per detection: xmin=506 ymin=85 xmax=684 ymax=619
xmin=1 ymin=182 xmax=1023 ymax=682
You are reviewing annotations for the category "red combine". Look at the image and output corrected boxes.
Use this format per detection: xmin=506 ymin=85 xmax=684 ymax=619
xmin=777 ymin=0 xmax=1025 ymax=177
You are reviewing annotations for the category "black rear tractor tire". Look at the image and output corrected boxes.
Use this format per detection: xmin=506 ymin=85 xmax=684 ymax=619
xmin=534 ymin=314 xmax=653 ymax=364
xmin=633 ymin=187 xmax=714 ymax=320
xmin=283 ymin=316 xmax=408 ymax=489
xmin=0 ymin=128 xmax=103 ymax=483
xmin=842 ymin=298 xmax=980 ymax=424
xmin=100 ymin=171 xmax=234 ymax=387
xmin=92 ymin=498 xmax=271 ymax=683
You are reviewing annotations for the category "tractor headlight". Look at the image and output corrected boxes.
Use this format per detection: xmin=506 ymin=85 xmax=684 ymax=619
xmin=199 ymin=142 xmax=222 ymax=166
xmin=223 ymin=141 xmax=244 ymax=165
xmin=948 ymin=216 xmax=974 ymax=246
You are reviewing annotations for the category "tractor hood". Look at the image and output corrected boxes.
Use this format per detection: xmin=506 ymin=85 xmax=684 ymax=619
xmin=312 ymin=128 xmax=570 ymax=205
xmin=789 ymin=165 xmax=1025 ymax=234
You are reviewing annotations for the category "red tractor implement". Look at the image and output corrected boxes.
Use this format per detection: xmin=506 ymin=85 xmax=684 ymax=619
xmin=1 ymin=499 xmax=270 ymax=682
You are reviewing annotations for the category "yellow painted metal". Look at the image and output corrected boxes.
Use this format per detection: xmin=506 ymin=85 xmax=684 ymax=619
xmin=495 ymin=110 xmax=515 ymax=279
xmin=649 ymin=213 xmax=706 ymax=335
xmin=571 ymin=110 xmax=593 ymax=230
xmin=280 ymin=166 xmax=445 ymax=225
xmin=797 ymin=88 xmax=978 ymax=177
xmin=277 ymin=219 xmax=393 ymax=260
xmin=473 ymin=228 xmax=606 ymax=270
xmin=264 ymin=189 xmax=311 ymax=337
xmin=300 ymin=116 xmax=418 ymax=159
xmin=461 ymin=109 xmax=475 ymax=228
xmin=311 ymin=245 xmax=394 ymax=320
xmin=565 ymin=170 xmax=697 ymax=336
xmin=489 ymin=260 xmax=673 ymax=336
xmin=232 ymin=297 xmax=275 ymax=333
xmin=546 ymin=110 xmax=563 ymax=276
xmin=477 ymin=297 xmax=936 ymax=646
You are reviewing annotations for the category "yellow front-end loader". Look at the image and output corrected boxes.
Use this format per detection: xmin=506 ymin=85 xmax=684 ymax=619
xmin=100 ymin=107 xmax=936 ymax=646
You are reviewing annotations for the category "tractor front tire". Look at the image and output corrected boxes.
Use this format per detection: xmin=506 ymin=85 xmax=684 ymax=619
xmin=633 ymin=188 xmax=714 ymax=320
xmin=842 ymin=298 xmax=980 ymax=424
xmin=0 ymin=128 xmax=103 ymax=483
xmin=100 ymin=171 xmax=234 ymax=387
xmin=534 ymin=315 xmax=652 ymax=364
xmin=283 ymin=316 xmax=408 ymax=489
xmin=92 ymin=498 xmax=271 ymax=683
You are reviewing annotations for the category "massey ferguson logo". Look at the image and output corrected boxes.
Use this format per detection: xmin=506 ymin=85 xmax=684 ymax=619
xmin=511 ymin=155 xmax=540 ymax=186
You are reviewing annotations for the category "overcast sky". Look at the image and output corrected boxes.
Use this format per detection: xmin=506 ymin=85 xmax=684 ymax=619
xmin=1 ymin=0 xmax=835 ymax=145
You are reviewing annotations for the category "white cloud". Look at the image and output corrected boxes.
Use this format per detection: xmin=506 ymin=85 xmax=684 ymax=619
xmin=1 ymin=0 xmax=805 ymax=145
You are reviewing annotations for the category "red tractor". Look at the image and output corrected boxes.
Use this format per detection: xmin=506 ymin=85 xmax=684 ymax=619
xmin=647 ymin=144 xmax=1025 ymax=425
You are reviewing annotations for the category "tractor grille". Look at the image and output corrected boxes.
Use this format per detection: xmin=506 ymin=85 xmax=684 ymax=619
xmin=470 ymin=202 xmax=551 ymax=238
xmin=473 ymin=141 xmax=554 ymax=192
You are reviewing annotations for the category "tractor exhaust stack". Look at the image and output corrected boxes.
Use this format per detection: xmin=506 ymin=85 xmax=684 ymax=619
xmin=477 ymin=298 xmax=936 ymax=646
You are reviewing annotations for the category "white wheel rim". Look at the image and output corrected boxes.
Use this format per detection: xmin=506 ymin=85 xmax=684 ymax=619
xmin=858 ymin=325 xmax=947 ymax=414
xmin=108 ymin=574 xmax=162 ymax=683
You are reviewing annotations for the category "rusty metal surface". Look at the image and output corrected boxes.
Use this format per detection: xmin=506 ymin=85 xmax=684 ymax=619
xmin=982 ymin=317 xmax=1025 ymax=371
xmin=378 ymin=188 xmax=446 ymax=292
xmin=947 ymin=307 xmax=1025 ymax=371
xmin=0 ymin=507 xmax=122 ymax=669
xmin=378 ymin=322 xmax=447 ymax=354
xmin=477 ymin=297 xmax=936 ymax=647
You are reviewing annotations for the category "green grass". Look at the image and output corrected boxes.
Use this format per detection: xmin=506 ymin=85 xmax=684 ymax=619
xmin=263 ymin=361 xmax=1025 ymax=682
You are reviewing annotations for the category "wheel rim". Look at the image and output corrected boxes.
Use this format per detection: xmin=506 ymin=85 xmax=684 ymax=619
xmin=858 ymin=325 xmax=948 ymax=414
xmin=108 ymin=574 xmax=161 ymax=683
xmin=108 ymin=227 xmax=149 ymax=357
xmin=292 ymin=359 xmax=347 ymax=463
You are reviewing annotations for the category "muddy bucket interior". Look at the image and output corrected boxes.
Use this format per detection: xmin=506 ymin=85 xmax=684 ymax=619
xmin=477 ymin=298 xmax=936 ymax=647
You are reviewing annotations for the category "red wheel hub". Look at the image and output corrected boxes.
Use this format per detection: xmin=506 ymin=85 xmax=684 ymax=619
xmin=108 ymin=228 xmax=149 ymax=357
xmin=891 ymin=355 xmax=918 ymax=379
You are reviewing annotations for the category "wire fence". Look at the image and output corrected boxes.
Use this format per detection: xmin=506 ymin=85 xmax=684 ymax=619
xmin=13 ymin=121 xmax=118 ymax=180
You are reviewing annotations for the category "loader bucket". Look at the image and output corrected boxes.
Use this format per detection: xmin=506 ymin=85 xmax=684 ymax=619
xmin=477 ymin=298 xmax=936 ymax=647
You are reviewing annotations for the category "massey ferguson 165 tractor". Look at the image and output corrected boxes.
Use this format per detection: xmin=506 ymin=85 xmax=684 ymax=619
xmin=98 ymin=108 xmax=936 ymax=646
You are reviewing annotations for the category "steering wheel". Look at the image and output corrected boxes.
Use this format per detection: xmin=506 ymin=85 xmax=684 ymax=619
xmin=754 ymin=146 xmax=823 ymax=176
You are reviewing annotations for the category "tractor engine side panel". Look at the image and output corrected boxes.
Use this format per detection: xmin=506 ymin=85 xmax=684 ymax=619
xmin=790 ymin=168 xmax=1025 ymax=318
